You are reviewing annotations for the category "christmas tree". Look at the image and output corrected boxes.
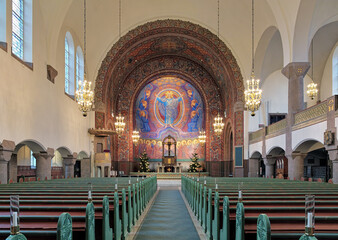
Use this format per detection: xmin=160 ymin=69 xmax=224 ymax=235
xmin=188 ymin=153 xmax=202 ymax=172
xmin=139 ymin=150 xmax=150 ymax=172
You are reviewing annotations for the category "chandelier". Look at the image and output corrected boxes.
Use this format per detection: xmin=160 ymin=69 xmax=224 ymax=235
xmin=244 ymin=0 xmax=262 ymax=117
xmin=245 ymin=78 xmax=262 ymax=116
xmin=307 ymin=38 xmax=318 ymax=101
xmin=132 ymin=130 xmax=140 ymax=145
xmin=76 ymin=79 xmax=94 ymax=117
xmin=307 ymin=83 xmax=318 ymax=100
xmin=198 ymin=129 xmax=206 ymax=144
xmin=213 ymin=113 xmax=224 ymax=135
xmin=75 ymin=0 xmax=94 ymax=117
xmin=115 ymin=113 xmax=125 ymax=135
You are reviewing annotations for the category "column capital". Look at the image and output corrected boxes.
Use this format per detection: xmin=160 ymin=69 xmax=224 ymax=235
xmin=282 ymin=62 xmax=310 ymax=79
xmin=291 ymin=151 xmax=307 ymax=159
xmin=0 ymin=140 xmax=15 ymax=162
xmin=263 ymin=156 xmax=276 ymax=166
xmin=33 ymin=147 xmax=54 ymax=160
xmin=63 ymin=155 xmax=77 ymax=166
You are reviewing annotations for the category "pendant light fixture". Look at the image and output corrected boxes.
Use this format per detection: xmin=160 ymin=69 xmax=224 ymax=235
xmin=244 ymin=0 xmax=262 ymax=117
xmin=75 ymin=0 xmax=94 ymax=117
xmin=307 ymin=38 xmax=318 ymax=100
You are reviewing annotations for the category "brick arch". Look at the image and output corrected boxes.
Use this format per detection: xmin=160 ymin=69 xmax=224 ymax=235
xmin=95 ymin=19 xmax=244 ymax=108
xmin=94 ymin=19 xmax=245 ymax=171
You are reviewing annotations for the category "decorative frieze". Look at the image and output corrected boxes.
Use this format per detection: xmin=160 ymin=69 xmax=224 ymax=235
xmin=294 ymin=101 xmax=327 ymax=125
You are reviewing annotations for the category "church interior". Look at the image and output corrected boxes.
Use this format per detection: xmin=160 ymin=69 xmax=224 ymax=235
xmin=1 ymin=0 xmax=338 ymax=239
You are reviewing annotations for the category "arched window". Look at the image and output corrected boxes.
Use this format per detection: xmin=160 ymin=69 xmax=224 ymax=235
xmin=333 ymin=47 xmax=338 ymax=95
xmin=30 ymin=150 xmax=36 ymax=169
xmin=12 ymin=0 xmax=32 ymax=62
xmin=0 ymin=0 xmax=6 ymax=46
xmin=65 ymin=32 xmax=75 ymax=96
xmin=76 ymin=46 xmax=84 ymax=91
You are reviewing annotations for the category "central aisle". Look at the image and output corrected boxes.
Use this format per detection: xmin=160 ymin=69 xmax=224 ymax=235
xmin=135 ymin=189 xmax=200 ymax=240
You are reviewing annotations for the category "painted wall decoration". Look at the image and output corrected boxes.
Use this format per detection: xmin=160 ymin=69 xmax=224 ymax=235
xmin=135 ymin=76 xmax=204 ymax=160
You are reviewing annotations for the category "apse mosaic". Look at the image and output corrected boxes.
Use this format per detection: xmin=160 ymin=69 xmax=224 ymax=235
xmin=135 ymin=76 xmax=204 ymax=160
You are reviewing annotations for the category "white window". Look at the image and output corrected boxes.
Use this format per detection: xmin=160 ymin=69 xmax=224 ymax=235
xmin=30 ymin=150 xmax=36 ymax=169
xmin=76 ymin=46 xmax=84 ymax=91
xmin=11 ymin=0 xmax=32 ymax=62
xmin=333 ymin=47 xmax=338 ymax=95
xmin=65 ymin=32 xmax=75 ymax=96
xmin=12 ymin=0 xmax=24 ymax=59
xmin=0 ymin=0 xmax=6 ymax=44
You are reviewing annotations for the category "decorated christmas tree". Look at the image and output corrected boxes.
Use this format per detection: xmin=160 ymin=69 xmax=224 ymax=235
xmin=139 ymin=150 xmax=150 ymax=172
xmin=188 ymin=153 xmax=202 ymax=172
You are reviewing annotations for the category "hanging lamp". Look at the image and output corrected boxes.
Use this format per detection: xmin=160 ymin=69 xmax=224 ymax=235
xmin=244 ymin=0 xmax=262 ymax=117
xmin=75 ymin=0 xmax=94 ymax=117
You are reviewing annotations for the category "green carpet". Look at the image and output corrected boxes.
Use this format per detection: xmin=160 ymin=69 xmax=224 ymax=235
xmin=135 ymin=190 xmax=200 ymax=240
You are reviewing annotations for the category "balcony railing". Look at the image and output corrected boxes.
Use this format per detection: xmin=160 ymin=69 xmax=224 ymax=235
xmin=249 ymin=99 xmax=333 ymax=144
xmin=294 ymin=100 xmax=327 ymax=125
xmin=266 ymin=118 xmax=287 ymax=135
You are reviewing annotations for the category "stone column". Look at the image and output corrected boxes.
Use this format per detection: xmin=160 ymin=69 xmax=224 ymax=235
xmin=288 ymin=152 xmax=306 ymax=180
xmin=33 ymin=148 xmax=54 ymax=180
xmin=327 ymin=150 xmax=338 ymax=184
xmin=9 ymin=154 xmax=18 ymax=183
xmin=81 ymin=157 xmax=91 ymax=178
xmin=282 ymin=62 xmax=310 ymax=116
xmin=63 ymin=155 xmax=76 ymax=179
xmin=248 ymin=158 xmax=260 ymax=177
xmin=264 ymin=157 xmax=276 ymax=178
xmin=0 ymin=140 xmax=15 ymax=184
xmin=282 ymin=63 xmax=310 ymax=169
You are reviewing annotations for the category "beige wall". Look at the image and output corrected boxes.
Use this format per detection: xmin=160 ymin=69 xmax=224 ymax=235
xmin=17 ymin=146 xmax=32 ymax=166
xmin=52 ymin=150 xmax=63 ymax=167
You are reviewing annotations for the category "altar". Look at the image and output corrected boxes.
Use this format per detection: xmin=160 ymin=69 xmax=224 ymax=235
xmin=157 ymin=164 xmax=182 ymax=173
xmin=159 ymin=135 xmax=182 ymax=173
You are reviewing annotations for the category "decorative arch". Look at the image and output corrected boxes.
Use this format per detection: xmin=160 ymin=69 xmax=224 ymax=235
xmin=293 ymin=139 xmax=324 ymax=153
xmin=94 ymin=19 xmax=244 ymax=173
xmin=250 ymin=151 xmax=262 ymax=159
xmin=267 ymin=146 xmax=285 ymax=156
xmin=78 ymin=151 xmax=89 ymax=159
xmin=14 ymin=139 xmax=46 ymax=153
xmin=56 ymin=146 xmax=72 ymax=157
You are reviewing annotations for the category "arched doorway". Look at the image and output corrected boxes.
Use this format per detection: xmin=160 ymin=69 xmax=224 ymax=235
xmin=14 ymin=140 xmax=49 ymax=181
xmin=224 ymin=121 xmax=234 ymax=177
xmin=267 ymin=147 xmax=287 ymax=179
xmin=292 ymin=139 xmax=329 ymax=181
xmin=249 ymin=151 xmax=263 ymax=177
xmin=94 ymin=20 xmax=244 ymax=176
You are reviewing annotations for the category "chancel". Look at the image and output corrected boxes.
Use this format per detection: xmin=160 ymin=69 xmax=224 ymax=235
xmin=0 ymin=0 xmax=338 ymax=239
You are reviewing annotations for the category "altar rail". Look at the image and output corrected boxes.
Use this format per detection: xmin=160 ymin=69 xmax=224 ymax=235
xmin=129 ymin=172 xmax=209 ymax=179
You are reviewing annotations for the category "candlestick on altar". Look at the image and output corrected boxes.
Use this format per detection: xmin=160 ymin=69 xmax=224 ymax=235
xmin=10 ymin=195 xmax=20 ymax=235
xmin=88 ymin=183 xmax=93 ymax=202
xmin=305 ymin=195 xmax=315 ymax=236
xmin=238 ymin=190 xmax=243 ymax=202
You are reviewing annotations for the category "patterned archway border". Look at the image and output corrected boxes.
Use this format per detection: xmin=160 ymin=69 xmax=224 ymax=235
xmin=94 ymin=19 xmax=244 ymax=106
xmin=94 ymin=19 xmax=245 ymax=163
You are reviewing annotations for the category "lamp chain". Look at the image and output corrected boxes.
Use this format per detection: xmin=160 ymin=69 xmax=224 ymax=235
xmin=251 ymin=0 xmax=254 ymax=78
xmin=84 ymin=0 xmax=87 ymax=75
xmin=217 ymin=0 xmax=219 ymax=39
xmin=119 ymin=0 xmax=121 ymax=38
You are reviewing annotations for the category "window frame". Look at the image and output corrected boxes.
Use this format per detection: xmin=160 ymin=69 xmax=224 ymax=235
xmin=12 ymin=0 xmax=24 ymax=59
